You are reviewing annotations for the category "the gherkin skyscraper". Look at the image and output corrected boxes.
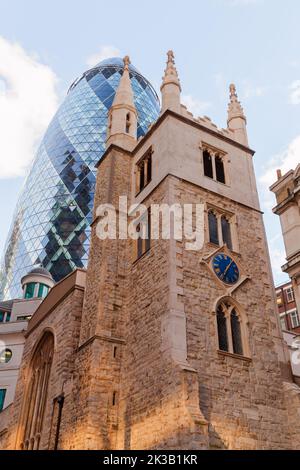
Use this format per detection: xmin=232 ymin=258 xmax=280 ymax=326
xmin=0 ymin=58 xmax=160 ymax=300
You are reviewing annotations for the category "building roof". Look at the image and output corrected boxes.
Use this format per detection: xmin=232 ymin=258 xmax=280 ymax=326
xmin=27 ymin=267 xmax=53 ymax=279
xmin=26 ymin=269 xmax=86 ymax=335
xmin=0 ymin=299 xmax=14 ymax=311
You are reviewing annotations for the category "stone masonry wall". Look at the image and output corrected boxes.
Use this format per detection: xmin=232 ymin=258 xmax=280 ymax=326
xmin=116 ymin=176 xmax=208 ymax=450
xmin=283 ymin=381 xmax=300 ymax=449
xmin=70 ymin=147 xmax=134 ymax=449
xmin=5 ymin=286 xmax=84 ymax=450
xmin=174 ymin=176 xmax=292 ymax=449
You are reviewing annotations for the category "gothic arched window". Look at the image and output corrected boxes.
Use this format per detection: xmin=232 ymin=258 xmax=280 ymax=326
xmin=18 ymin=332 xmax=54 ymax=450
xmin=231 ymin=309 xmax=243 ymax=355
xmin=221 ymin=216 xmax=233 ymax=250
xmin=203 ymin=150 xmax=213 ymax=179
xmin=217 ymin=305 xmax=228 ymax=352
xmin=208 ymin=211 xmax=219 ymax=245
xmin=215 ymin=155 xmax=226 ymax=184
xmin=216 ymin=301 xmax=246 ymax=357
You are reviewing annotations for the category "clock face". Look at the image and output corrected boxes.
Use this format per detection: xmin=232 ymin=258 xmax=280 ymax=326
xmin=212 ymin=253 xmax=240 ymax=285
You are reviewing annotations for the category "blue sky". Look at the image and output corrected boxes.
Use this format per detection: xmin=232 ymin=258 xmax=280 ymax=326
xmin=0 ymin=0 xmax=299 ymax=285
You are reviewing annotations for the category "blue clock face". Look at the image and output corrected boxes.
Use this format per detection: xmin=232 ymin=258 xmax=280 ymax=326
xmin=212 ymin=253 xmax=240 ymax=285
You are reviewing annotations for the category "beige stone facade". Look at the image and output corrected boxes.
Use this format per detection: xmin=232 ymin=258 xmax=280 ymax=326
xmin=271 ymin=166 xmax=300 ymax=318
xmin=1 ymin=53 xmax=300 ymax=450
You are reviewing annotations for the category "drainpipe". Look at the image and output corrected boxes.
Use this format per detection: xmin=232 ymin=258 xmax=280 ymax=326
xmin=54 ymin=394 xmax=65 ymax=450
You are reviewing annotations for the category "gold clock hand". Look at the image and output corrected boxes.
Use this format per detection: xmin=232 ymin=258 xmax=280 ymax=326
xmin=223 ymin=261 xmax=233 ymax=278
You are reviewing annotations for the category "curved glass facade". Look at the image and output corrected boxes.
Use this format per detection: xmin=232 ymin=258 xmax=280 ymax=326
xmin=0 ymin=58 xmax=160 ymax=299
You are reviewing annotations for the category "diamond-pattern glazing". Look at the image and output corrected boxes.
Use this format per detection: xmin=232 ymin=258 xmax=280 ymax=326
xmin=0 ymin=58 xmax=160 ymax=299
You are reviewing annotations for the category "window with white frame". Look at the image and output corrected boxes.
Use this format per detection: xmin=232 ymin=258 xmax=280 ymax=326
xmin=286 ymin=287 xmax=295 ymax=303
xmin=290 ymin=310 xmax=300 ymax=329
xmin=280 ymin=314 xmax=287 ymax=331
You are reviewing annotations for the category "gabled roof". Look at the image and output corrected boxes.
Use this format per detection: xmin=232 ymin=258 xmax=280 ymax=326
xmin=26 ymin=269 xmax=86 ymax=335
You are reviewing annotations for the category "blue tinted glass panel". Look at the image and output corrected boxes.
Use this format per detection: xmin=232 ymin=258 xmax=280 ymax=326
xmin=38 ymin=283 xmax=49 ymax=298
xmin=0 ymin=389 xmax=6 ymax=411
xmin=25 ymin=283 xmax=36 ymax=299
xmin=0 ymin=59 xmax=160 ymax=300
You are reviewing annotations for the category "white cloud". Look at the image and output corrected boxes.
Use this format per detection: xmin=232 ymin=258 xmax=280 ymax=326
xmin=182 ymin=94 xmax=211 ymax=117
xmin=289 ymin=80 xmax=300 ymax=105
xmin=86 ymin=45 xmax=121 ymax=68
xmin=0 ymin=36 xmax=58 ymax=179
xmin=260 ymin=135 xmax=300 ymax=188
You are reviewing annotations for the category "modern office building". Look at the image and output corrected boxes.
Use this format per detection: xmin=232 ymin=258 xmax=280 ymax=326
xmin=0 ymin=58 xmax=160 ymax=300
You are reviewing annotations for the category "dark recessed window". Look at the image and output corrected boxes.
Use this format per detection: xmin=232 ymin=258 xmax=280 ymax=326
xmin=17 ymin=315 xmax=32 ymax=322
xmin=203 ymin=150 xmax=213 ymax=179
xmin=208 ymin=211 xmax=219 ymax=245
xmin=126 ymin=113 xmax=131 ymax=134
xmin=139 ymin=165 xmax=145 ymax=192
xmin=136 ymin=148 xmax=152 ymax=194
xmin=221 ymin=216 xmax=232 ymax=250
xmin=217 ymin=307 xmax=228 ymax=352
xmin=137 ymin=224 xmax=144 ymax=259
xmin=135 ymin=209 xmax=151 ymax=260
xmin=215 ymin=155 xmax=226 ymax=184
xmin=217 ymin=302 xmax=246 ymax=357
xmin=231 ymin=310 xmax=243 ymax=355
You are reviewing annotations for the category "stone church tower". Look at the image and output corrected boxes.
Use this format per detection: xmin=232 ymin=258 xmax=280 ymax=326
xmin=1 ymin=53 xmax=300 ymax=451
